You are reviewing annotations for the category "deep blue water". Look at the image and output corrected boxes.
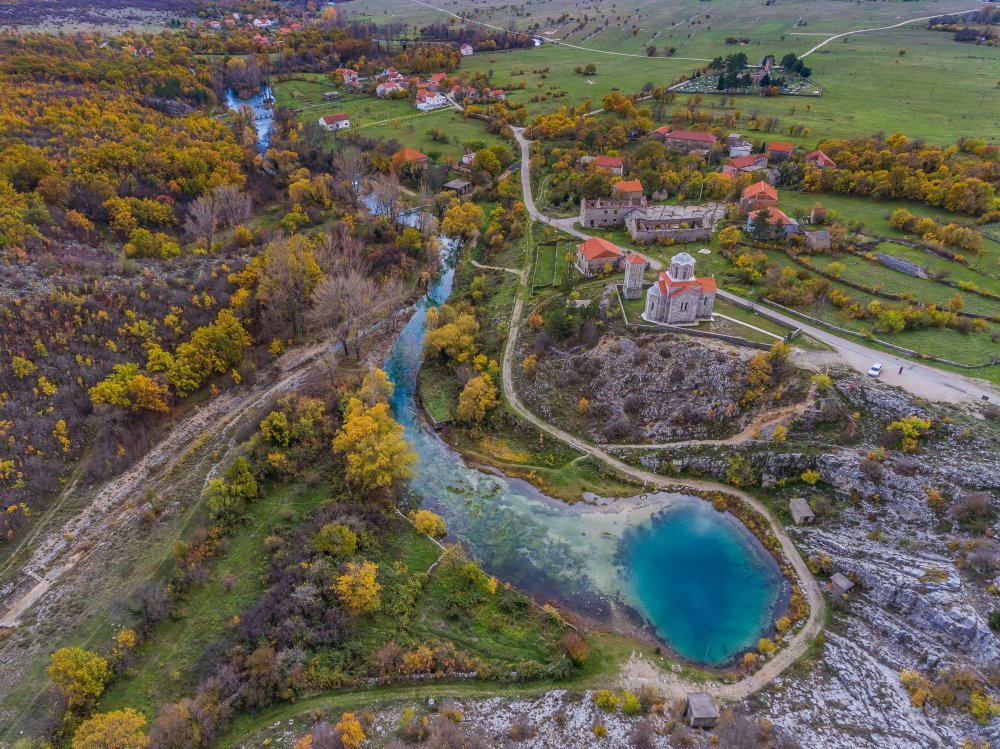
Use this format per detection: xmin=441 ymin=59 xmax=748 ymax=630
xmin=623 ymin=503 xmax=785 ymax=665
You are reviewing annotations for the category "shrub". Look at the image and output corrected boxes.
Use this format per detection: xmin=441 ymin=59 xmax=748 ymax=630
xmin=621 ymin=691 xmax=642 ymax=716
xmin=988 ymin=610 xmax=1000 ymax=633
xmin=561 ymin=632 xmax=590 ymax=666
xmin=594 ymin=689 xmax=620 ymax=712
xmin=800 ymin=469 xmax=820 ymax=485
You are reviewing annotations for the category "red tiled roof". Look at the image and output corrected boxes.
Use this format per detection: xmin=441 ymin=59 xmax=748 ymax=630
xmin=665 ymin=129 xmax=717 ymax=144
xmin=742 ymin=181 xmax=778 ymax=200
xmin=578 ymin=236 xmax=623 ymax=260
xmin=728 ymin=155 xmax=762 ymax=169
xmin=748 ymin=207 xmax=795 ymax=225
xmin=806 ymin=149 xmax=836 ymax=167
xmin=657 ymin=273 xmax=717 ymax=295
xmin=767 ymin=141 xmax=794 ymax=153
xmin=320 ymin=113 xmax=349 ymax=124
xmin=653 ymin=125 xmax=672 ymax=135
xmin=627 ymin=253 xmax=647 ymax=265
xmin=593 ymin=155 xmax=624 ymax=168
xmin=396 ymin=147 xmax=428 ymax=162
xmin=614 ymin=180 xmax=643 ymax=194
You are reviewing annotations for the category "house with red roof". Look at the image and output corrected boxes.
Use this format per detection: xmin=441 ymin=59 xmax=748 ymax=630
xmin=460 ymin=43 xmax=474 ymax=56
xmin=318 ymin=113 xmax=350 ymax=131
xmin=745 ymin=207 xmax=800 ymax=238
xmin=337 ymin=68 xmax=360 ymax=87
xmin=725 ymin=154 xmax=768 ymax=174
xmin=613 ymin=180 xmax=644 ymax=199
xmin=644 ymin=252 xmax=716 ymax=325
xmin=651 ymin=125 xmax=673 ymax=140
xmin=805 ymin=149 xmax=836 ymax=169
xmin=575 ymin=236 xmax=624 ymax=276
xmin=623 ymin=252 xmax=649 ymax=300
xmin=376 ymin=81 xmax=406 ymax=98
xmin=766 ymin=141 xmax=795 ymax=161
xmin=394 ymin=147 xmax=429 ymax=169
xmin=587 ymin=155 xmax=624 ymax=176
xmin=663 ymin=129 xmax=718 ymax=154
xmin=740 ymin=181 xmax=779 ymax=214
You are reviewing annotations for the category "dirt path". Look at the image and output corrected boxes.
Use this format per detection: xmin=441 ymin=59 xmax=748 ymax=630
xmin=470 ymin=258 xmax=520 ymax=275
xmin=603 ymin=386 xmax=816 ymax=451
xmin=497 ymin=219 xmax=825 ymax=703
xmin=796 ymin=8 xmax=983 ymax=57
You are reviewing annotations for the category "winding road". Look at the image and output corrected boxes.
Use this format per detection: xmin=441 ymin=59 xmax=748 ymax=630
xmin=512 ymin=127 xmax=997 ymax=405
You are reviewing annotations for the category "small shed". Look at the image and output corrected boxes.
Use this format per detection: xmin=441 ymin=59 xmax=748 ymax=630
xmin=684 ymin=692 xmax=719 ymax=729
xmin=804 ymin=230 xmax=831 ymax=251
xmin=443 ymin=178 xmax=472 ymax=196
xmin=322 ymin=91 xmax=341 ymax=101
xmin=830 ymin=572 xmax=854 ymax=596
xmin=789 ymin=497 xmax=816 ymax=525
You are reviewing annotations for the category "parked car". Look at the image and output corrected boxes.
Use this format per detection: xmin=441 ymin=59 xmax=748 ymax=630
xmin=867 ymin=363 xmax=883 ymax=378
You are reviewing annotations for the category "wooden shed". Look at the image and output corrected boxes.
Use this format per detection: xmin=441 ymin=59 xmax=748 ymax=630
xmin=830 ymin=572 xmax=854 ymax=596
xmin=443 ymin=178 xmax=473 ymax=196
xmin=789 ymin=497 xmax=816 ymax=525
xmin=684 ymin=692 xmax=719 ymax=729
xmin=322 ymin=91 xmax=341 ymax=101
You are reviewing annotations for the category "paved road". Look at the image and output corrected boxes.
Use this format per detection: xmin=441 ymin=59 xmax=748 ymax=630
xmin=512 ymin=127 xmax=997 ymax=405
xmin=497 ymin=232 xmax=825 ymax=702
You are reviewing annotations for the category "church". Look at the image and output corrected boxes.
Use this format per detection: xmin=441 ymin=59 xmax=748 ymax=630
xmin=642 ymin=252 xmax=717 ymax=325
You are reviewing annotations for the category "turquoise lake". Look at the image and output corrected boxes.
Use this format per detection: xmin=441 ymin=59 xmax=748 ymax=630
xmin=382 ymin=244 xmax=787 ymax=666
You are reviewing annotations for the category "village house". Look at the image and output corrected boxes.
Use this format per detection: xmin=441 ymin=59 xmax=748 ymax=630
xmin=381 ymin=67 xmax=405 ymax=83
xmin=767 ymin=141 xmax=795 ymax=161
xmin=740 ymin=180 xmax=779 ymax=214
xmin=746 ymin=207 xmax=800 ymax=237
xmin=207 ymin=20 xmax=222 ymax=30
xmin=460 ymin=43 xmax=474 ymax=56
xmin=644 ymin=252 xmax=717 ymax=325
xmin=804 ymin=230 xmax=831 ymax=251
xmin=252 ymin=35 xmax=270 ymax=46
xmin=651 ymin=124 xmax=673 ymax=141
xmin=613 ymin=180 xmax=643 ymax=200
xmin=252 ymin=17 xmax=273 ymax=28
xmin=581 ymin=154 xmax=624 ymax=176
xmin=426 ymin=72 xmax=448 ymax=90
xmin=724 ymin=153 xmax=768 ymax=174
xmin=376 ymin=81 xmax=406 ymax=98
xmin=487 ymin=88 xmax=506 ymax=101
xmin=684 ymin=692 xmax=719 ymax=730
xmin=726 ymin=133 xmax=753 ymax=157
xmin=625 ymin=204 xmax=722 ymax=243
xmin=805 ymin=149 xmax=837 ymax=169
xmin=622 ymin=253 xmax=648 ymax=299
xmin=789 ymin=498 xmax=816 ymax=525
xmin=394 ymin=147 xmax=429 ymax=170
xmin=337 ymin=68 xmax=360 ymax=87
xmin=575 ymin=236 xmax=624 ymax=276
xmin=460 ymin=151 xmax=476 ymax=167
xmin=318 ymin=113 xmax=350 ymax=131
xmin=416 ymin=89 xmax=449 ymax=111
xmin=662 ymin=129 xmax=718 ymax=154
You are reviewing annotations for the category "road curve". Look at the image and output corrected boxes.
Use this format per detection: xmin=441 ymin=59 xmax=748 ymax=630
xmin=512 ymin=127 xmax=997 ymax=405
xmin=497 ymin=211 xmax=825 ymax=701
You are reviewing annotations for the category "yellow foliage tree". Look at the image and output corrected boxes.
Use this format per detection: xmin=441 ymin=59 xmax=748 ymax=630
xmin=335 ymin=713 xmax=365 ymax=749
xmin=47 ymin=647 xmax=110 ymax=710
xmin=456 ymin=374 xmax=499 ymax=424
xmin=441 ymin=201 xmax=485 ymax=240
xmin=410 ymin=509 xmax=446 ymax=538
xmin=332 ymin=398 xmax=416 ymax=493
xmin=334 ymin=560 xmax=382 ymax=615
xmin=72 ymin=709 xmax=148 ymax=749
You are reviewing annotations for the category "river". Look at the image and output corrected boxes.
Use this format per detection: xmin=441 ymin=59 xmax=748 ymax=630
xmin=383 ymin=242 xmax=787 ymax=667
xmin=224 ymin=85 xmax=274 ymax=154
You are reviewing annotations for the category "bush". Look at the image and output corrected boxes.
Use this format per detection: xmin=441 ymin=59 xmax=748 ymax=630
xmin=989 ymin=610 xmax=1000 ymax=633
xmin=621 ymin=691 xmax=642 ymax=716
xmin=561 ymin=632 xmax=590 ymax=666
xmin=594 ymin=689 xmax=620 ymax=712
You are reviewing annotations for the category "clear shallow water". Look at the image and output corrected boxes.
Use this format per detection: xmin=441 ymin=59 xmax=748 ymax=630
xmin=224 ymin=85 xmax=274 ymax=154
xmin=381 ymin=247 xmax=787 ymax=665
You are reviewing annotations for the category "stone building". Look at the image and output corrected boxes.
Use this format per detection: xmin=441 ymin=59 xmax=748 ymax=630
xmin=575 ymin=236 xmax=624 ymax=276
xmin=790 ymin=497 xmax=816 ymax=525
xmin=579 ymin=193 xmax=647 ymax=228
xmin=624 ymin=203 xmax=723 ymax=243
xmin=684 ymin=692 xmax=719 ymax=729
xmin=643 ymin=252 xmax=716 ymax=325
xmin=623 ymin=253 xmax=647 ymax=299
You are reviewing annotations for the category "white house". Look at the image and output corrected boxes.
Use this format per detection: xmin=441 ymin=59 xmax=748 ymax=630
xmin=376 ymin=81 xmax=405 ymax=98
xmin=643 ymin=252 xmax=716 ymax=325
xmin=415 ymin=90 xmax=449 ymax=111
xmin=318 ymin=113 xmax=350 ymax=131
xmin=460 ymin=43 xmax=474 ymax=56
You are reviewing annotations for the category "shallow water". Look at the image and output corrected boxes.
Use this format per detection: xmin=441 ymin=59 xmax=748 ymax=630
xmin=224 ymin=85 xmax=274 ymax=154
xmin=383 ymin=247 xmax=787 ymax=665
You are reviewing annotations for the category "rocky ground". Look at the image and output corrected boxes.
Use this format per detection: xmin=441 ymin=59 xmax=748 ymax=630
xmin=518 ymin=333 xmax=810 ymax=445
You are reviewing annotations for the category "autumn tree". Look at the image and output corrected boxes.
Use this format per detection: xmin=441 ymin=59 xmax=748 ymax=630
xmin=72 ymin=709 xmax=149 ymax=749
xmin=332 ymin=398 xmax=415 ymax=493
xmin=718 ymin=225 xmax=741 ymax=250
xmin=204 ymin=456 xmax=259 ymax=523
xmin=89 ymin=364 xmax=169 ymax=413
xmin=441 ymin=201 xmax=485 ymax=240
xmin=48 ymin=647 xmax=110 ymax=710
xmin=410 ymin=509 xmax=446 ymax=538
xmin=456 ymin=374 xmax=499 ymax=424
xmin=257 ymin=234 xmax=324 ymax=337
xmin=335 ymin=713 xmax=366 ymax=749
xmin=334 ymin=560 xmax=382 ymax=614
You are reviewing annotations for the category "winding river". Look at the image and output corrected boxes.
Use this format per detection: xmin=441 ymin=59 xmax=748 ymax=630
xmin=225 ymin=85 xmax=275 ymax=154
xmin=383 ymin=244 xmax=787 ymax=667
xmin=221 ymin=86 xmax=790 ymax=665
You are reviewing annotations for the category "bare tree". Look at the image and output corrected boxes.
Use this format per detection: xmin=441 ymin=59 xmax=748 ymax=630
xmin=371 ymin=172 xmax=402 ymax=224
xmin=309 ymin=269 xmax=406 ymax=360
xmin=214 ymin=185 xmax=253 ymax=227
xmin=314 ymin=222 xmax=365 ymax=274
xmin=184 ymin=193 xmax=223 ymax=249
xmin=332 ymin=147 xmax=370 ymax=210
xmin=258 ymin=235 xmax=323 ymax=337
